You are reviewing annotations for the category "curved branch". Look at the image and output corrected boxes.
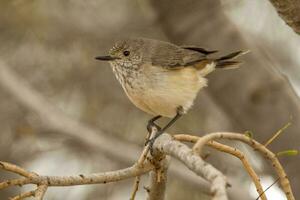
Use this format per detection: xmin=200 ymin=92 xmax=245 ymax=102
xmin=153 ymin=134 xmax=228 ymax=200
xmin=174 ymin=134 xmax=267 ymax=200
xmin=193 ymin=132 xmax=295 ymax=200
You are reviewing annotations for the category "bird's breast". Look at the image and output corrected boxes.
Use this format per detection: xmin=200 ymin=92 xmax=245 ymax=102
xmin=111 ymin=63 xmax=143 ymax=91
xmin=111 ymin=63 xmax=207 ymax=117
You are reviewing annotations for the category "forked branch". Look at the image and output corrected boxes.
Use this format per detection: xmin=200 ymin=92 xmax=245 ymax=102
xmin=0 ymin=131 xmax=295 ymax=200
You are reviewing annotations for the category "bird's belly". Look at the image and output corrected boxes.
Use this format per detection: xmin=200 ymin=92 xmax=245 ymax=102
xmin=124 ymin=67 xmax=207 ymax=118
xmin=127 ymin=91 xmax=180 ymax=117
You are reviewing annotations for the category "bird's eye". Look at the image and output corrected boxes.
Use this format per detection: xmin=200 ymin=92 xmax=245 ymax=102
xmin=123 ymin=50 xmax=130 ymax=56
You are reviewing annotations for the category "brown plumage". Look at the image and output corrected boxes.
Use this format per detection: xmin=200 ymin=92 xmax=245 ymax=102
xmin=96 ymin=38 xmax=247 ymax=117
xmin=95 ymin=38 xmax=248 ymax=144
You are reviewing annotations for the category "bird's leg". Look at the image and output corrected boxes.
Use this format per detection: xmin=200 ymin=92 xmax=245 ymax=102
xmin=145 ymin=115 xmax=162 ymax=146
xmin=147 ymin=115 xmax=162 ymax=133
xmin=146 ymin=107 xmax=183 ymax=154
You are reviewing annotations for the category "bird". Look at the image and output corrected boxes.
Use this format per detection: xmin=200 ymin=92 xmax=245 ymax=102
xmin=95 ymin=37 xmax=247 ymax=147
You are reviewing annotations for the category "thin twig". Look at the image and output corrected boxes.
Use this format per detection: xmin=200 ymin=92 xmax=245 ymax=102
xmin=9 ymin=191 xmax=35 ymax=200
xmin=137 ymin=128 xmax=157 ymax=166
xmin=8 ymin=184 xmax=48 ymax=200
xmin=0 ymin=161 xmax=37 ymax=178
xmin=35 ymin=184 xmax=48 ymax=200
xmin=264 ymin=122 xmax=291 ymax=147
xmin=256 ymin=177 xmax=280 ymax=200
xmin=130 ymin=128 xmax=157 ymax=200
xmin=129 ymin=176 xmax=141 ymax=200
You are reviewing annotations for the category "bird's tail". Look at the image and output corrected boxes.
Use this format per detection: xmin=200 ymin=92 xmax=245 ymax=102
xmin=215 ymin=50 xmax=249 ymax=69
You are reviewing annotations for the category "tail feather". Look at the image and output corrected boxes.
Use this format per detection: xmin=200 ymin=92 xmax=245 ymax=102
xmin=215 ymin=50 xmax=249 ymax=69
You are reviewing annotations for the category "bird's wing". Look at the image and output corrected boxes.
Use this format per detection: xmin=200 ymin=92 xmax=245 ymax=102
xmin=150 ymin=44 xmax=209 ymax=69
xmin=181 ymin=46 xmax=218 ymax=55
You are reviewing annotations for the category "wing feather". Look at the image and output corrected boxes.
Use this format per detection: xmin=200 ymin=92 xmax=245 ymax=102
xmin=181 ymin=46 xmax=218 ymax=55
xmin=149 ymin=42 xmax=207 ymax=68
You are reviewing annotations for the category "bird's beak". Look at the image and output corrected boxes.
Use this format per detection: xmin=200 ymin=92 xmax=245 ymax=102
xmin=95 ymin=55 xmax=119 ymax=61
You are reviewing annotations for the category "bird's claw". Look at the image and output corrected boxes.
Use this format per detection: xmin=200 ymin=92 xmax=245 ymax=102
xmin=145 ymin=130 xmax=162 ymax=155
xmin=147 ymin=120 xmax=161 ymax=133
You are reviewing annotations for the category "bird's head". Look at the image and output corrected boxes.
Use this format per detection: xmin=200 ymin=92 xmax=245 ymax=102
xmin=95 ymin=38 xmax=146 ymax=67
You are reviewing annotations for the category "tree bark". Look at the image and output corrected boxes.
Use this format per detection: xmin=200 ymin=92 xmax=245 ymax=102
xmin=269 ymin=0 xmax=300 ymax=34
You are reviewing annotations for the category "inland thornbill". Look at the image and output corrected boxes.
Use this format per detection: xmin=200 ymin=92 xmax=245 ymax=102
xmin=95 ymin=37 xmax=248 ymax=148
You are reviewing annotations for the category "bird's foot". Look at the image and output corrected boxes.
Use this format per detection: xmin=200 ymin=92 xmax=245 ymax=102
xmin=147 ymin=117 xmax=161 ymax=133
xmin=145 ymin=121 xmax=161 ymax=147
xmin=145 ymin=130 xmax=163 ymax=155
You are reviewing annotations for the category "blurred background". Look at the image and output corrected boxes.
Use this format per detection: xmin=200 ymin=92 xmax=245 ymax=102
xmin=0 ymin=0 xmax=299 ymax=199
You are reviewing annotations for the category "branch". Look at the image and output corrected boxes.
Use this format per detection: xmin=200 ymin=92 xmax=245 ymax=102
xmin=0 ymin=161 xmax=153 ymax=190
xmin=146 ymin=156 xmax=169 ymax=200
xmin=193 ymin=132 xmax=295 ymax=200
xmin=9 ymin=190 xmax=35 ymax=200
xmin=269 ymin=0 xmax=300 ymax=34
xmin=175 ymin=134 xmax=267 ymax=200
xmin=146 ymin=170 xmax=167 ymax=200
xmin=130 ymin=128 xmax=169 ymax=200
xmin=146 ymin=129 xmax=169 ymax=200
xmin=153 ymin=134 xmax=228 ymax=200
xmin=0 ymin=161 xmax=37 ymax=178
xmin=130 ymin=130 xmax=155 ymax=200
xmin=35 ymin=184 xmax=48 ymax=200
xmin=0 ymin=131 xmax=295 ymax=200
xmin=129 ymin=176 xmax=141 ymax=200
